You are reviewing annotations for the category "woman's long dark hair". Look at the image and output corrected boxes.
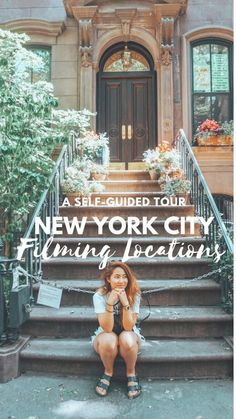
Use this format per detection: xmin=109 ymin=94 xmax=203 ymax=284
xmin=99 ymin=261 xmax=141 ymax=307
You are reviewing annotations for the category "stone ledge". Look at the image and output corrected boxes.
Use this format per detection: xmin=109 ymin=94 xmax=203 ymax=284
xmin=0 ymin=335 xmax=30 ymax=383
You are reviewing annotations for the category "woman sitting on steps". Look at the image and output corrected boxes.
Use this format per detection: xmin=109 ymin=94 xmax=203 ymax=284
xmin=91 ymin=261 xmax=144 ymax=399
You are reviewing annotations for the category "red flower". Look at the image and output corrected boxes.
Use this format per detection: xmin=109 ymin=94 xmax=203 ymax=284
xmin=198 ymin=119 xmax=222 ymax=132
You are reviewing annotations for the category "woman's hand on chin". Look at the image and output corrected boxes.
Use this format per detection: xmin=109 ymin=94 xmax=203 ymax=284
xmin=107 ymin=289 xmax=120 ymax=305
xmin=117 ymin=289 xmax=129 ymax=307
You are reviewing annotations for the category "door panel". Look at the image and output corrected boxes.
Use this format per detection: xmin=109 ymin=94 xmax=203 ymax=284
xmin=101 ymin=79 xmax=123 ymax=162
xmin=129 ymin=78 xmax=149 ymax=162
xmin=98 ymin=72 xmax=156 ymax=164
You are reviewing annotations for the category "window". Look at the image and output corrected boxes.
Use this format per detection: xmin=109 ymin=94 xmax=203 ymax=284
xmin=103 ymin=46 xmax=150 ymax=72
xmin=26 ymin=46 xmax=51 ymax=82
xmin=191 ymin=39 xmax=233 ymax=135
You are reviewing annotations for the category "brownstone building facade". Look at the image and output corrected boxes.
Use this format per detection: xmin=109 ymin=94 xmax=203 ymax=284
xmin=0 ymin=0 xmax=233 ymax=195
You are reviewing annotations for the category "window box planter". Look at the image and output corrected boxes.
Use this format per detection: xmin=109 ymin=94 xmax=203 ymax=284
xmin=197 ymin=135 xmax=233 ymax=146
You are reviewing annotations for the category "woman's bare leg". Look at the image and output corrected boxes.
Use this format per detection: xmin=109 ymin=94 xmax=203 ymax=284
xmin=93 ymin=332 xmax=118 ymax=395
xmin=119 ymin=331 xmax=141 ymax=397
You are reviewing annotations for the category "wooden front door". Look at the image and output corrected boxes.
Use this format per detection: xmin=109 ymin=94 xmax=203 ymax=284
xmin=97 ymin=72 xmax=156 ymax=166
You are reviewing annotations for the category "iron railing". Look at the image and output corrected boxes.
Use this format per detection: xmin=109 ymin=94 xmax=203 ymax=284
xmin=18 ymin=135 xmax=109 ymax=279
xmin=176 ymin=129 xmax=233 ymax=312
xmin=21 ymin=135 xmax=78 ymax=279
xmin=213 ymin=194 xmax=233 ymax=226
xmin=18 ymin=128 xmax=233 ymax=311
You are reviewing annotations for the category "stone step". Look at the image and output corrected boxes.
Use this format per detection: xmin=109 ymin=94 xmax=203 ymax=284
xmin=109 ymin=162 xmax=147 ymax=170
xmin=101 ymin=180 xmax=162 ymax=192
xmin=57 ymin=220 xmax=202 ymax=237
xmin=107 ymin=170 xmax=150 ymax=180
xmin=59 ymin=204 xmax=195 ymax=219
xmin=20 ymin=337 xmax=233 ymax=378
xmin=50 ymin=236 xmax=206 ymax=257
xmin=21 ymin=306 xmax=232 ymax=339
xmin=42 ymin=257 xmax=211 ymax=280
xmin=63 ymin=191 xmax=189 ymax=206
xmin=33 ymin=279 xmax=220 ymax=306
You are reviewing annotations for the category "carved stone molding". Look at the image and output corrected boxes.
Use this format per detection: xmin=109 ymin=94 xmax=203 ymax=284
xmin=160 ymin=17 xmax=174 ymax=66
xmin=115 ymin=9 xmax=137 ymax=42
xmin=79 ymin=19 xmax=92 ymax=48
xmin=64 ymin=0 xmax=188 ymax=17
xmin=81 ymin=46 xmax=93 ymax=67
xmin=64 ymin=1 xmax=97 ymax=18
xmin=79 ymin=19 xmax=93 ymax=67
xmin=71 ymin=6 xmax=97 ymax=21
xmin=63 ymin=0 xmax=188 ymax=139
xmin=0 ymin=19 xmax=65 ymax=37
xmin=161 ymin=47 xmax=172 ymax=66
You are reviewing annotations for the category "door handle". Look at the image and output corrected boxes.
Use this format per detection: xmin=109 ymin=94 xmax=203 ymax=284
xmin=128 ymin=125 xmax=132 ymax=140
xmin=122 ymin=125 xmax=126 ymax=140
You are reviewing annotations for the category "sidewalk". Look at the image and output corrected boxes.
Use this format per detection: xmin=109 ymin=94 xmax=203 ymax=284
xmin=0 ymin=374 xmax=233 ymax=419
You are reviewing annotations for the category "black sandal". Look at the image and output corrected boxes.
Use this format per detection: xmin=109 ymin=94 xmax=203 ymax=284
xmin=127 ymin=375 xmax=142 ymax=399
xmin=96 ymin=373 xmax=112 ymax=397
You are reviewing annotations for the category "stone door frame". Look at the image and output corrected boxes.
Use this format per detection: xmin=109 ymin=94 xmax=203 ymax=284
xmin=97 ymin=42 xmax=157 ymax=165
xmin=64 ymin=1 xmax=187 ymax=145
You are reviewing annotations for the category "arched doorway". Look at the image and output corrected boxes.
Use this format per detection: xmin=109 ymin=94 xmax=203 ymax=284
xmin=97 ymin=42 xmax=157 ymax=168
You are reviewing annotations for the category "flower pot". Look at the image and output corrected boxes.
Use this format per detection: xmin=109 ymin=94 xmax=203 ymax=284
xmin=91 ymin=172 xmax=107 ymax=181
xmin=197 ymin=135 xmax=233 ymax=146
xmin=149 ymin=169 xmax=159 ymax=180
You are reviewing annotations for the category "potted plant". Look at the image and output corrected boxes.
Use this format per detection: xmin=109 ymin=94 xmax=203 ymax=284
xmin=61 ymin=160 xmax=105 ymax=204
xmin=194 ymin=119 xmax=233 ymax=146
xmin=61 ymin=166 xmax=91 ymax=203
xmin=143 ymin=144 xmax=181 ymax=179
xmin=89 ymin=180 xmax=105 ymax=194
xmin=143 ymin=148 xmax=163 ymax=179
xmin=76 ymin=131 xmax=110 ymax=164
xmin=158 ymin=145 xmax=181 ymax=170
xmin=90 ymin=163 xmax=108 ymax=181
xmin=158 ymin=169 xmax=191 ymax=201
xmin=73 ymin=157 xmax=92 ymax=178
xmin=221 ymin=121 xmax=234 ymax=143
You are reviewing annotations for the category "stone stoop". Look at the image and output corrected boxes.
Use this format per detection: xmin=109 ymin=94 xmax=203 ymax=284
xmin=19 ymin=170 xmax=233 ymax=378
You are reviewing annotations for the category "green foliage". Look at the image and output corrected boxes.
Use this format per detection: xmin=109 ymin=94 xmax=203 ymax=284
xmin=158 ymin=175 xmax=191 ymax=196
xmin=61 ymin=158 xmax=105 ymax=195
xmin=221 ymin=120 xmax=234 ymax=137
xmin=0 ymin=29 xmax=92 ymax=253
xmin=90 ymin=162 xmax=108 ymax=175
xmin=62 ymin=165 xmax=90 ymax=195
xmin=77 ymin=131 xmax=109 ymax=161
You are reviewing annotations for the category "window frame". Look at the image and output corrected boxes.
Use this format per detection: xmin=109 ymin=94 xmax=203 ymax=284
xmin=26 ymin=45 xmax=52 ymax=83
xmin=190 ymin=38 xmax=233 ymax=136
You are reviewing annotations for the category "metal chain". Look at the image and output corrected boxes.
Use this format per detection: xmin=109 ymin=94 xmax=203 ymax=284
xmin=142 ymin=264 xmax=232 ymax=295
xmin=15 ymin=264 xmax=231 ymax=296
